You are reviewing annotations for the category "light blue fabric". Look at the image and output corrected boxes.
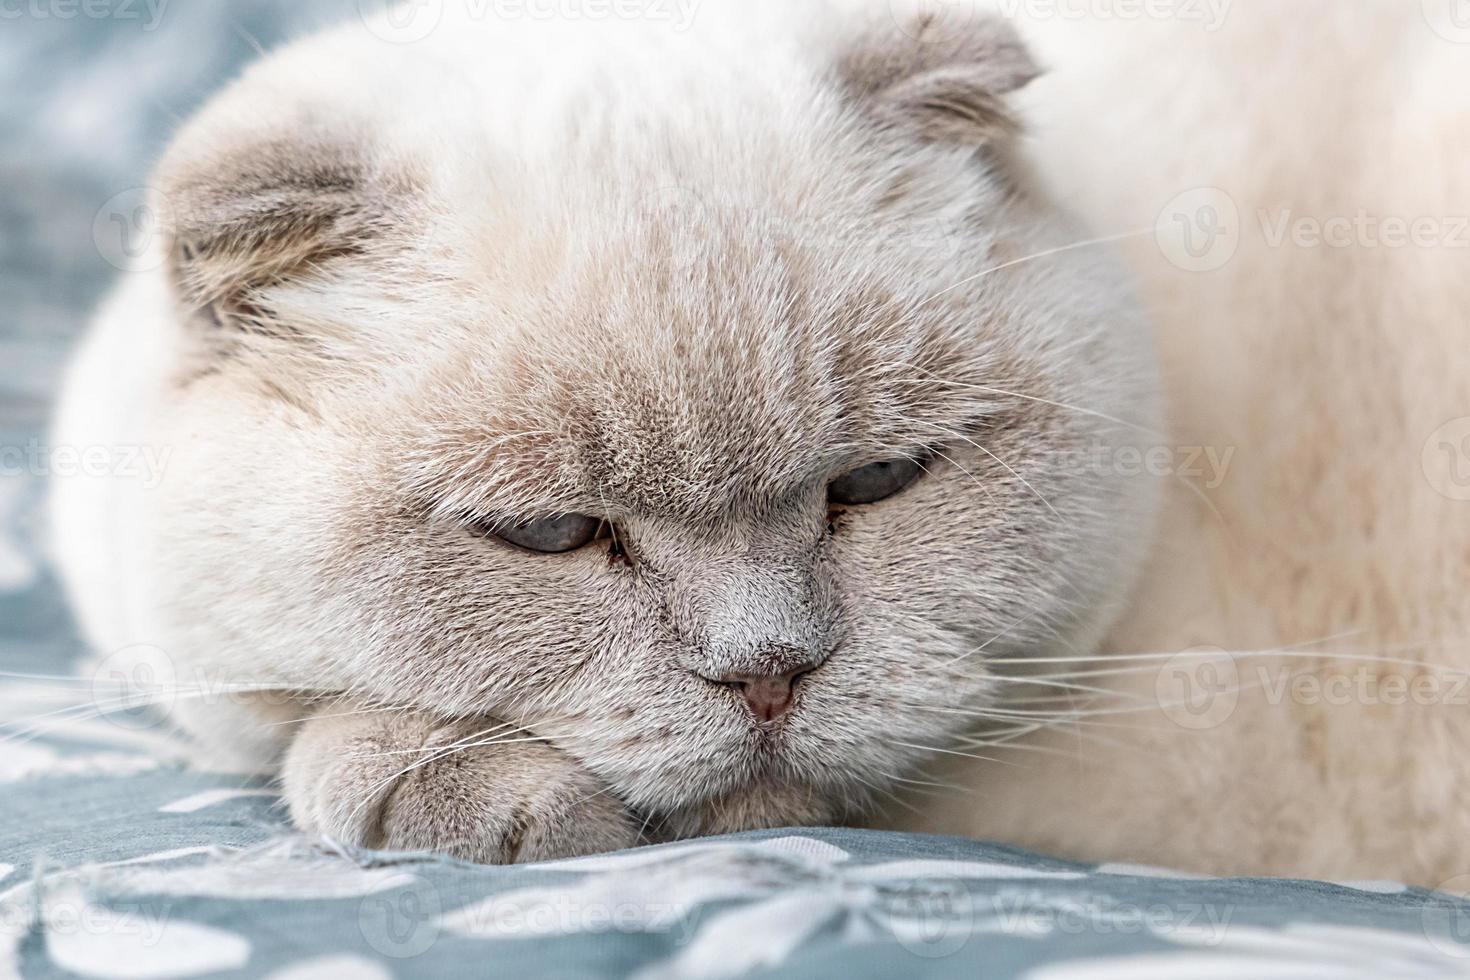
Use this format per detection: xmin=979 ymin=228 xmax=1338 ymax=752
xmin=2 ymin=767 xmax=1470 ymax=978
xmin=5 ymin=5 xmax=1470 ymax=978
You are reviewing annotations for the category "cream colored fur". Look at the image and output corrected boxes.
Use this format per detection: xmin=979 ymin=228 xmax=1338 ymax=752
xmin=49 ymin=0 xmax=1470 ymax=882
xmin=910 ymin=0 xmax=1470 ymax=887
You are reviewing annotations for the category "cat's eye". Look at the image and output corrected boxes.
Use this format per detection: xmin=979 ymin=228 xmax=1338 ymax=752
xmin=486 ymin=513 xmax=608 ymax=554
xmin=828 ymin=457 xmax=925 ymax=506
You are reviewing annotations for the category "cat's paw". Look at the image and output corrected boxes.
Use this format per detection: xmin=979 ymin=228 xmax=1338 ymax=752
xmin=282 ymin=706 xmax=637 ymax=864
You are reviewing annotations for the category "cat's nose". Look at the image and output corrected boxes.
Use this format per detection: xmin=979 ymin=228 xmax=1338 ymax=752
xmin=705 ymin=663 xmax=820 ymax=724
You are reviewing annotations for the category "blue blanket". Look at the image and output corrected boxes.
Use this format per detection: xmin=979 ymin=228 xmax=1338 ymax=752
xmin=2 ymin=742 xmax=1469 ymax=978
xmin=4 ymin=4 xmax=1470 ymax=977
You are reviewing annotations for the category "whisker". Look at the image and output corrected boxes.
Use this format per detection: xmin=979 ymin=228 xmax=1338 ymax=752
xmin=910 ymin=418 xmax=1059 ymax=518
xmin=0 ymin=684 xmax=328 ymax=748
xmin=1020 ymin=647 xmax=1466 ymax=679
xmin=926 ymin=446 xmax=999 ymax=509
xmin=924 ymin=228 xmax=1155 ymax=301
xmin=262 ymin=702 xmax=413 ymax=729
xmin=933 ymin=607 xmax=1048 ymax=672
xmin=892 ymin=739 xmax=1026 ymax=769
xmin=851 ymin=771 xmax=925 ymax=814
xmin=339 ymin=711 xmax=576 ymax=829
xmin=350 ymin=732 xmax=547 ymax=761
xmin=0 ymin=670 xmax=98 ymax=684
xmin=1170 ymin=469 xmax=1228 ymax=528
xmin=899 ymin=366 xmax=1164 ymax=440
xmin=339 ymin=721 xmax=524 ymax=829
xmin=991 ymin=675 xmax=1152 ymax=702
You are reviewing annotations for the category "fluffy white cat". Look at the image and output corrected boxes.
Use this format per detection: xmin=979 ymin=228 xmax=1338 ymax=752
xmin=49 ymin=0 xmax=1470 ymax=882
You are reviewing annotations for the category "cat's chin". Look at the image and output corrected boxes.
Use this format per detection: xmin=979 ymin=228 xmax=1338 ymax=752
xmin=648 ymin=778 xmax=844 ymax=841
xmin=594 ymin=720 xmax=895 ymax=837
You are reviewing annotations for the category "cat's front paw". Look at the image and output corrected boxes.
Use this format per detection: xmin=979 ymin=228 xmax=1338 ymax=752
xmin=282 ymin=707 xmax=637 ymax=864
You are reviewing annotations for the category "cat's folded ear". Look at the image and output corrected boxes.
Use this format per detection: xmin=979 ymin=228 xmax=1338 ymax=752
xmin=837 ymin=7 xmax=1041 ymax=144
xmin=154 ymin=114 xmax=412 ymax=346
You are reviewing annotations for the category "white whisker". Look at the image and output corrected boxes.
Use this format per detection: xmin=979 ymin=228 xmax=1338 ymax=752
xmin=925 ymin=228 xmax=1154 ymax=301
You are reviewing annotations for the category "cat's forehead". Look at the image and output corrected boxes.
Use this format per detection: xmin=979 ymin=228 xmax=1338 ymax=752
xmin=402 ymin=232 xmax=1014 ymax=522
xmin=386 ymin=136 xmax=1034 ymax=522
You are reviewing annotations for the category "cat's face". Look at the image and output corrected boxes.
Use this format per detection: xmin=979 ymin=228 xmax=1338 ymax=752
xmin=149 ymin=2 xmax=1159 ymax=832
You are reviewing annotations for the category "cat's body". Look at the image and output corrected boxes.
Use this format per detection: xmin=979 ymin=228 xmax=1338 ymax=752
xmin=912 ymin=0 xmax=1470 ymax=887
xmin=50 ymin=0 xmax=1470 ymax=881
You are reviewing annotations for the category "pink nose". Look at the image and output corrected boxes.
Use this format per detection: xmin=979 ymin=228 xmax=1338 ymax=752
xmin=712 ymin=669 xmax=811 ymax=723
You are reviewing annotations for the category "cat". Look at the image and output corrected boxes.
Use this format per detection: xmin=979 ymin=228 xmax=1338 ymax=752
xmin=48 ymin=0 xmax=1470 ymax=883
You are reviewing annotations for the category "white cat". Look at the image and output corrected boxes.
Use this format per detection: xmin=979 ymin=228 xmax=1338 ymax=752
xmin=49 ymin=0 xmax=1470 ymax=882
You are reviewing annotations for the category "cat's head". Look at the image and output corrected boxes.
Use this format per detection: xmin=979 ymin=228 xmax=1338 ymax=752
xmin=148 ymin=1 xmax=1159 ymax=832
